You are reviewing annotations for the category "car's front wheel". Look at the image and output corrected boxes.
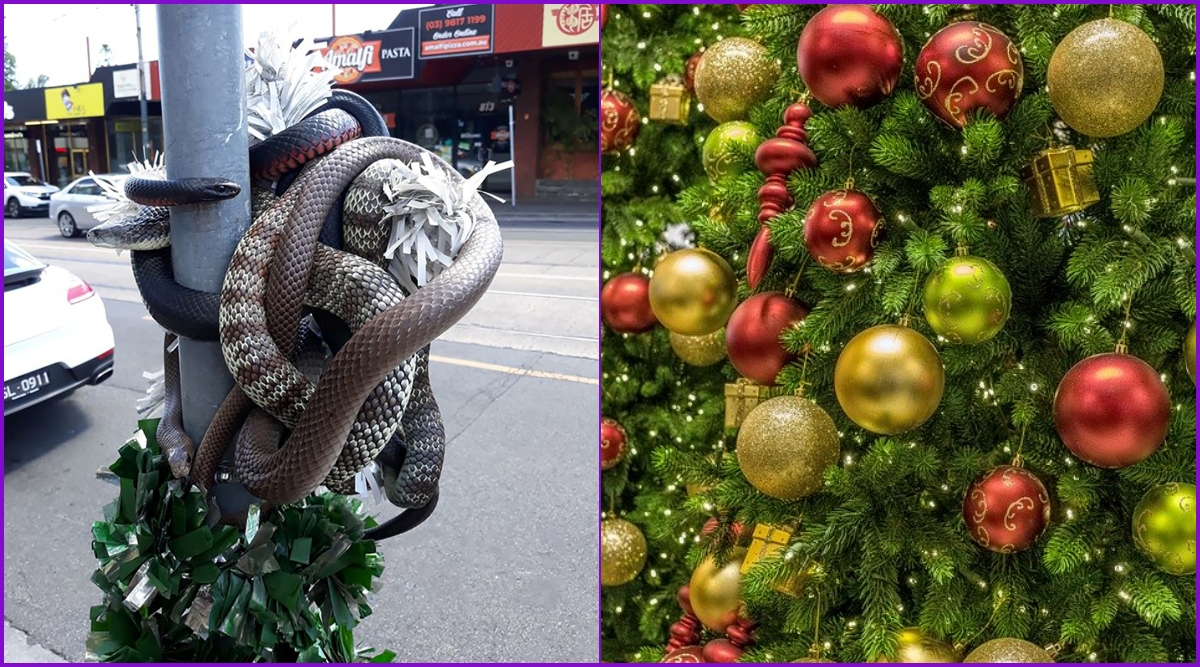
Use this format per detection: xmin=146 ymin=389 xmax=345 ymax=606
xmin=5 ymin=197 xmax=21 ymax=219
xmin=58 ymin=212 xmax=79 ymax=238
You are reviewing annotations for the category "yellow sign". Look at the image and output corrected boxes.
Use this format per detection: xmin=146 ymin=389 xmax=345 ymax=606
xmin=542 ymin=4 xmax=599 ymax=47
xmin=45 ymin=83 xmax=104 ymax=120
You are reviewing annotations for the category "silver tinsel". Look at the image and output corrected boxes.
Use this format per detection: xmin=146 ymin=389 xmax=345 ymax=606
xmin=245 ymin=32 xmax=337 ymax=145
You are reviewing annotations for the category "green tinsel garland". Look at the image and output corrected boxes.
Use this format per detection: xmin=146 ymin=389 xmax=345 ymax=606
xmin=87 ymin=418 xmax=396 ymax=662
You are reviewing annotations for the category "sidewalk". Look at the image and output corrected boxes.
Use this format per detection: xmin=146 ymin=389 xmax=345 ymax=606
xmin=4 ymin=620 xmax=66 ymax=663
xmin=489 ymin=199 xmax=597 ymax=227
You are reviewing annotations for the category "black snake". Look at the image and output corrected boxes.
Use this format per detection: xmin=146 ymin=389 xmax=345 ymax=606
xmin=87 ymin=90 xmax=502 ymax=538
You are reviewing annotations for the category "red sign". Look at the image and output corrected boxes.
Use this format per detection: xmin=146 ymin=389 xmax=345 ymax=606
xmin=322 ymin=35 xmax=384 ymax=85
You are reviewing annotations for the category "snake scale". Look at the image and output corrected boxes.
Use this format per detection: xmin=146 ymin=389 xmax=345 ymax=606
xmin=88 ymin=89 xmax=502 ymax=536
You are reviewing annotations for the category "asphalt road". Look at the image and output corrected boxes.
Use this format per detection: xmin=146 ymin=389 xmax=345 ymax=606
xmin=1 ymin=214 xmax=599 ymax=662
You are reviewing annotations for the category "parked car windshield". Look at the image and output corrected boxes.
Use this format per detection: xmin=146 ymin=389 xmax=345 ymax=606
xmin=3 ymin=241 xmax=44 ymax=275
xmin=6 ymin=174 xmax=45 ymax=187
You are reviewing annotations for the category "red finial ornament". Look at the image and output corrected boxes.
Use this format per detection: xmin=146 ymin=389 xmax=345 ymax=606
xmin=748 ymin=102 xmax=817 ymax=289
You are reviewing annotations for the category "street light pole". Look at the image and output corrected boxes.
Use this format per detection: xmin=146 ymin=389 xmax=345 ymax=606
xmin=155 ymin=4 xmax=255 ymax=514
xmin=133 ymin=4 xmax=150 ymax=156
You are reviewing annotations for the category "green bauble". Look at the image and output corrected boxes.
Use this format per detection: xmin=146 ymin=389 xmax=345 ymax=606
xmin=702 ymin=121 xmax=761 ymax=181
xmin=922 ymin=255 xmax=1012 ymax=344
xmin=1132 ymin=483 xmax=1196 ymax=576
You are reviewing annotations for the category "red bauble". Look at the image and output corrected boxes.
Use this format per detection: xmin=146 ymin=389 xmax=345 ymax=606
xmin=601 ymin=417 xmax=627 ymax=471
xmin=684 ymin=53 xmax=703 ymax=94
xmin=726 ymin=292 xmax=810 ymax=385
xmin=701 ymin=518 xmax=748 ymax=543
xmin=662 ymin=646 xmax=706 ymax=663
xmin=796 ymin=5 xmax=903 ymax=109
xmin=1053 ymin=353 xmax=1170 ymax=468
xmin=803 ymin=189 xmax=884 ymax=272
xmin=601 ymin=272 xmax=656 ymax=333
xmin=601 ymin=90 xmax=640 ymax=153
xmin=963 ymin=465 xmax=1051 ymax=553
xmin=736 ymin=4 xmax=753 ymax=11
xmin=703 ymin=639 xmax=743 ymax=664
xmin=915 ymin=21 xmax=1024 ymax=128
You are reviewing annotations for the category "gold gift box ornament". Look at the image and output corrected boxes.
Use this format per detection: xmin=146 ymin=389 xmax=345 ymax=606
xmin=650 ymin=75 xmax=690 ymax=125
xmin=725 ymin=379 xmax=771 ymax=429
xmin=740 ymin=523 xmax=813 ymax=598
xmin=1022 ymin=145 xmax=1100 ymax=218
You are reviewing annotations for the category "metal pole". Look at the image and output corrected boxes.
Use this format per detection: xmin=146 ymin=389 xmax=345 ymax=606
xmin=508 ymin=103 xmax=516 ymax=207
xmin=156 ymin=4 xmax=255 ymax=513
xmin=134 ymin=4 xmax=150 ymax=157
xmin=86 ymin=36 xmax=92 ymax=78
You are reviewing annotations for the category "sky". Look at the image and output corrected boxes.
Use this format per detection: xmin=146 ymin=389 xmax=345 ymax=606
xmin=3 ymin=4 xmax=430 ymax=87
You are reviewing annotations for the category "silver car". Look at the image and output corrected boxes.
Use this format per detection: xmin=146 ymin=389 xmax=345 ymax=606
xmin=48 ymin=174 xmax=126 ymax=238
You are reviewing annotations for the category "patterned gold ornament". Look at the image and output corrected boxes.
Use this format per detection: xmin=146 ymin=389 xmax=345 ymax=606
xmin=703 ymin=121 xmax=762 ymax=181
xmin=1047 ymin=18 xmax=1163 ymax=137
xmin=725 ymin=379 xmax=772 ymax=429
xmin=736 ymin=395 xmax=840 ymax=500
xmin=650 ymin=75 xmax=691 ymax=124
xmin=876 ymin=627 xmax=959 ymax=662
xmin=922 ymin=253 xmax=1012 ymax=344
xmin=1132 ymin=482 xmax=1196 ymax=576
xmin=1022 ymin=146 xmax=1100 ymax=218
xmin=694 ymin=37 xmax=780 ymax=122
xmin=964 ymin=638 xmax=1053 ymax=663
xmin=1185 ymin=323 xmax=1195 ymax=384
xmin=834 ymin=324 xmax=945 ymax=434
xmin=649 ymin=248 xmax=738 ymax=335
xmin=689 ymin=547 xmax=747 ymax=631
xmin=601 ymin=518 xmax=648 ymax=586
xmin=670 ymin=329 xmax=727 ymax=366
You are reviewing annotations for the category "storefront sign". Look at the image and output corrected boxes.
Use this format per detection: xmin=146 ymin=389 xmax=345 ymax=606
xmin=3 ymin=88 xmax=48 ymax=124
xmin=321 ymin=28 xmax=415 ymax=84
xmin=542 ymin=4 xmax=600 ymax=47
xmin=418 ymin=4 xmax=494 ymax=59
xmin=112 ymin=67 xmax=154 ymax=99
xmin=45 ymin=83 xmax=104 ymax=119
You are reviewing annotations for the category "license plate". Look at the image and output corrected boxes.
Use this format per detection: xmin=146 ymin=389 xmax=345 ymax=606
xmin=4 ymin=369 xmax=53 ymax=402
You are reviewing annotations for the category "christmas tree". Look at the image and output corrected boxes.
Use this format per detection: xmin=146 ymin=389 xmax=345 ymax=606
xmin=601 ymin=4 xmax=1196 ymax=663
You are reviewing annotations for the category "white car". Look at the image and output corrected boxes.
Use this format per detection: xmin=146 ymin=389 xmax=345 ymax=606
xmin=4 ymin=172 xmax=60 ymax=219
xmin=49 ymin=174 xmax=125 ymax=238
xmin=3 ymin=240 xmax=114 ymax=416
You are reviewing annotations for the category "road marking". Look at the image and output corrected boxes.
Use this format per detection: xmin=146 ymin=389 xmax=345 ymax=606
xmin=496 ymin=272 xmax=595 ymax=282
xmin=452 ymin=323 xmax=597 ymax=342
xmin=430 ymin=354 xmax=597 ymax=385
xmin=12 ymin=241 xmax=121 ymax=256
xmin=487 ymin=289 xmax=598 ymax=302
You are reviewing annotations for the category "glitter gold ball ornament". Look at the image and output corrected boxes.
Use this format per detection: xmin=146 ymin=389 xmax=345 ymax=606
xmin=689 ymin=547 xmax=747 ymax=631
xmin=671 ymin=329 xmax=727 ymax=367
xmin=601 ymin=518 xmax=648 ymax=586
xmin=736 ymin=395 xmax=840 ymax=500
xmin=703 ymin=121 xmax=763 ymax=181
xmin=601 ymin=417 xmax=627 ymax=471
xmin=915 ymin=21 xmax=1024 ymax=128
xmin=1053 ymin=352 xmax=1170 ymax=468
xmin=834 ymin=325 xmax=945 ymax=434
xmin=601 ymin=272 xmax=657 ymax=333
xmin=876 ymin=627 xmax=959 ymax=662
xmin=803 ymin=188 xmax=885 ymax=273
xmin=796 ymin=4 xmax=903 ymax=110
xmin=726 ymin=292 xmax=810 ymax=385
xmin=1047 ymin=18 xmax=1163 ymax=138
xmin=922 ymin=254 xmax=1012 ymax=344
xmin=601 ymin=90 xmax=640 ymax=154
xmin=964 ymin=638 xmax=1053 ymax=663
xmin=662 ymin=646 xmax=706 ymax=663
xmin=1185 ymin=323 xmax=1195 ymax=383
xmin=1132 ymin=483 xmax=1196 ymax=576
xmin=694 ymin=37 xmax=780 ymax=122
xmin=649 ymin=249 xmax=738 ymax=336
xmin=963 ymin=465 xmax=1051 ymax=553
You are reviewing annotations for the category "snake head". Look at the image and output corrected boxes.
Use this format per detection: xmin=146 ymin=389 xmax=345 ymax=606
xmin=204 ymin=180 xmax=242 ymax=200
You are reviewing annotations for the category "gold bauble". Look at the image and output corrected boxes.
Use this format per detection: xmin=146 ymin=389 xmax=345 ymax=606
xmin=1185 ymin=323 xmax=1195 ymax=384
xmin=694 ymin=37 xmax=780 ymax=122
xmin=689 ymin=547 xmax=747 ymax=631
xmin=964 ymin=638 xmax=1053 ymax=663
xmin=736 ymin=395 xmax=840 ymax=500
xmin=834 ymin=325 xmax=945 ymax=434
xmin=1047 ymin=18 xmax=1163 ymax=137
xmin=1132 ymin=482 xmax=1196 ymax=576
xmin=670 ymin=329 xmax=727 ymax=366
xmin=649 ymin=249 xmax=738 ymax=335
xmin=876 ymin=627 xmax=959 ymax=663
xmin=601 ymin=518 xmax=647 ymax=587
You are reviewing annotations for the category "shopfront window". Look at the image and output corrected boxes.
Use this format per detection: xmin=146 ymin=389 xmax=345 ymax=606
xmin=4 ymin=132 xmax=31 ymax=172
xmin=107 ymin=117 xmax=165 ymax=173
xmin=539 ymin=65 xmax=599 ymax=180
xmin=52 ymin=122 xmax=90 ymax=187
